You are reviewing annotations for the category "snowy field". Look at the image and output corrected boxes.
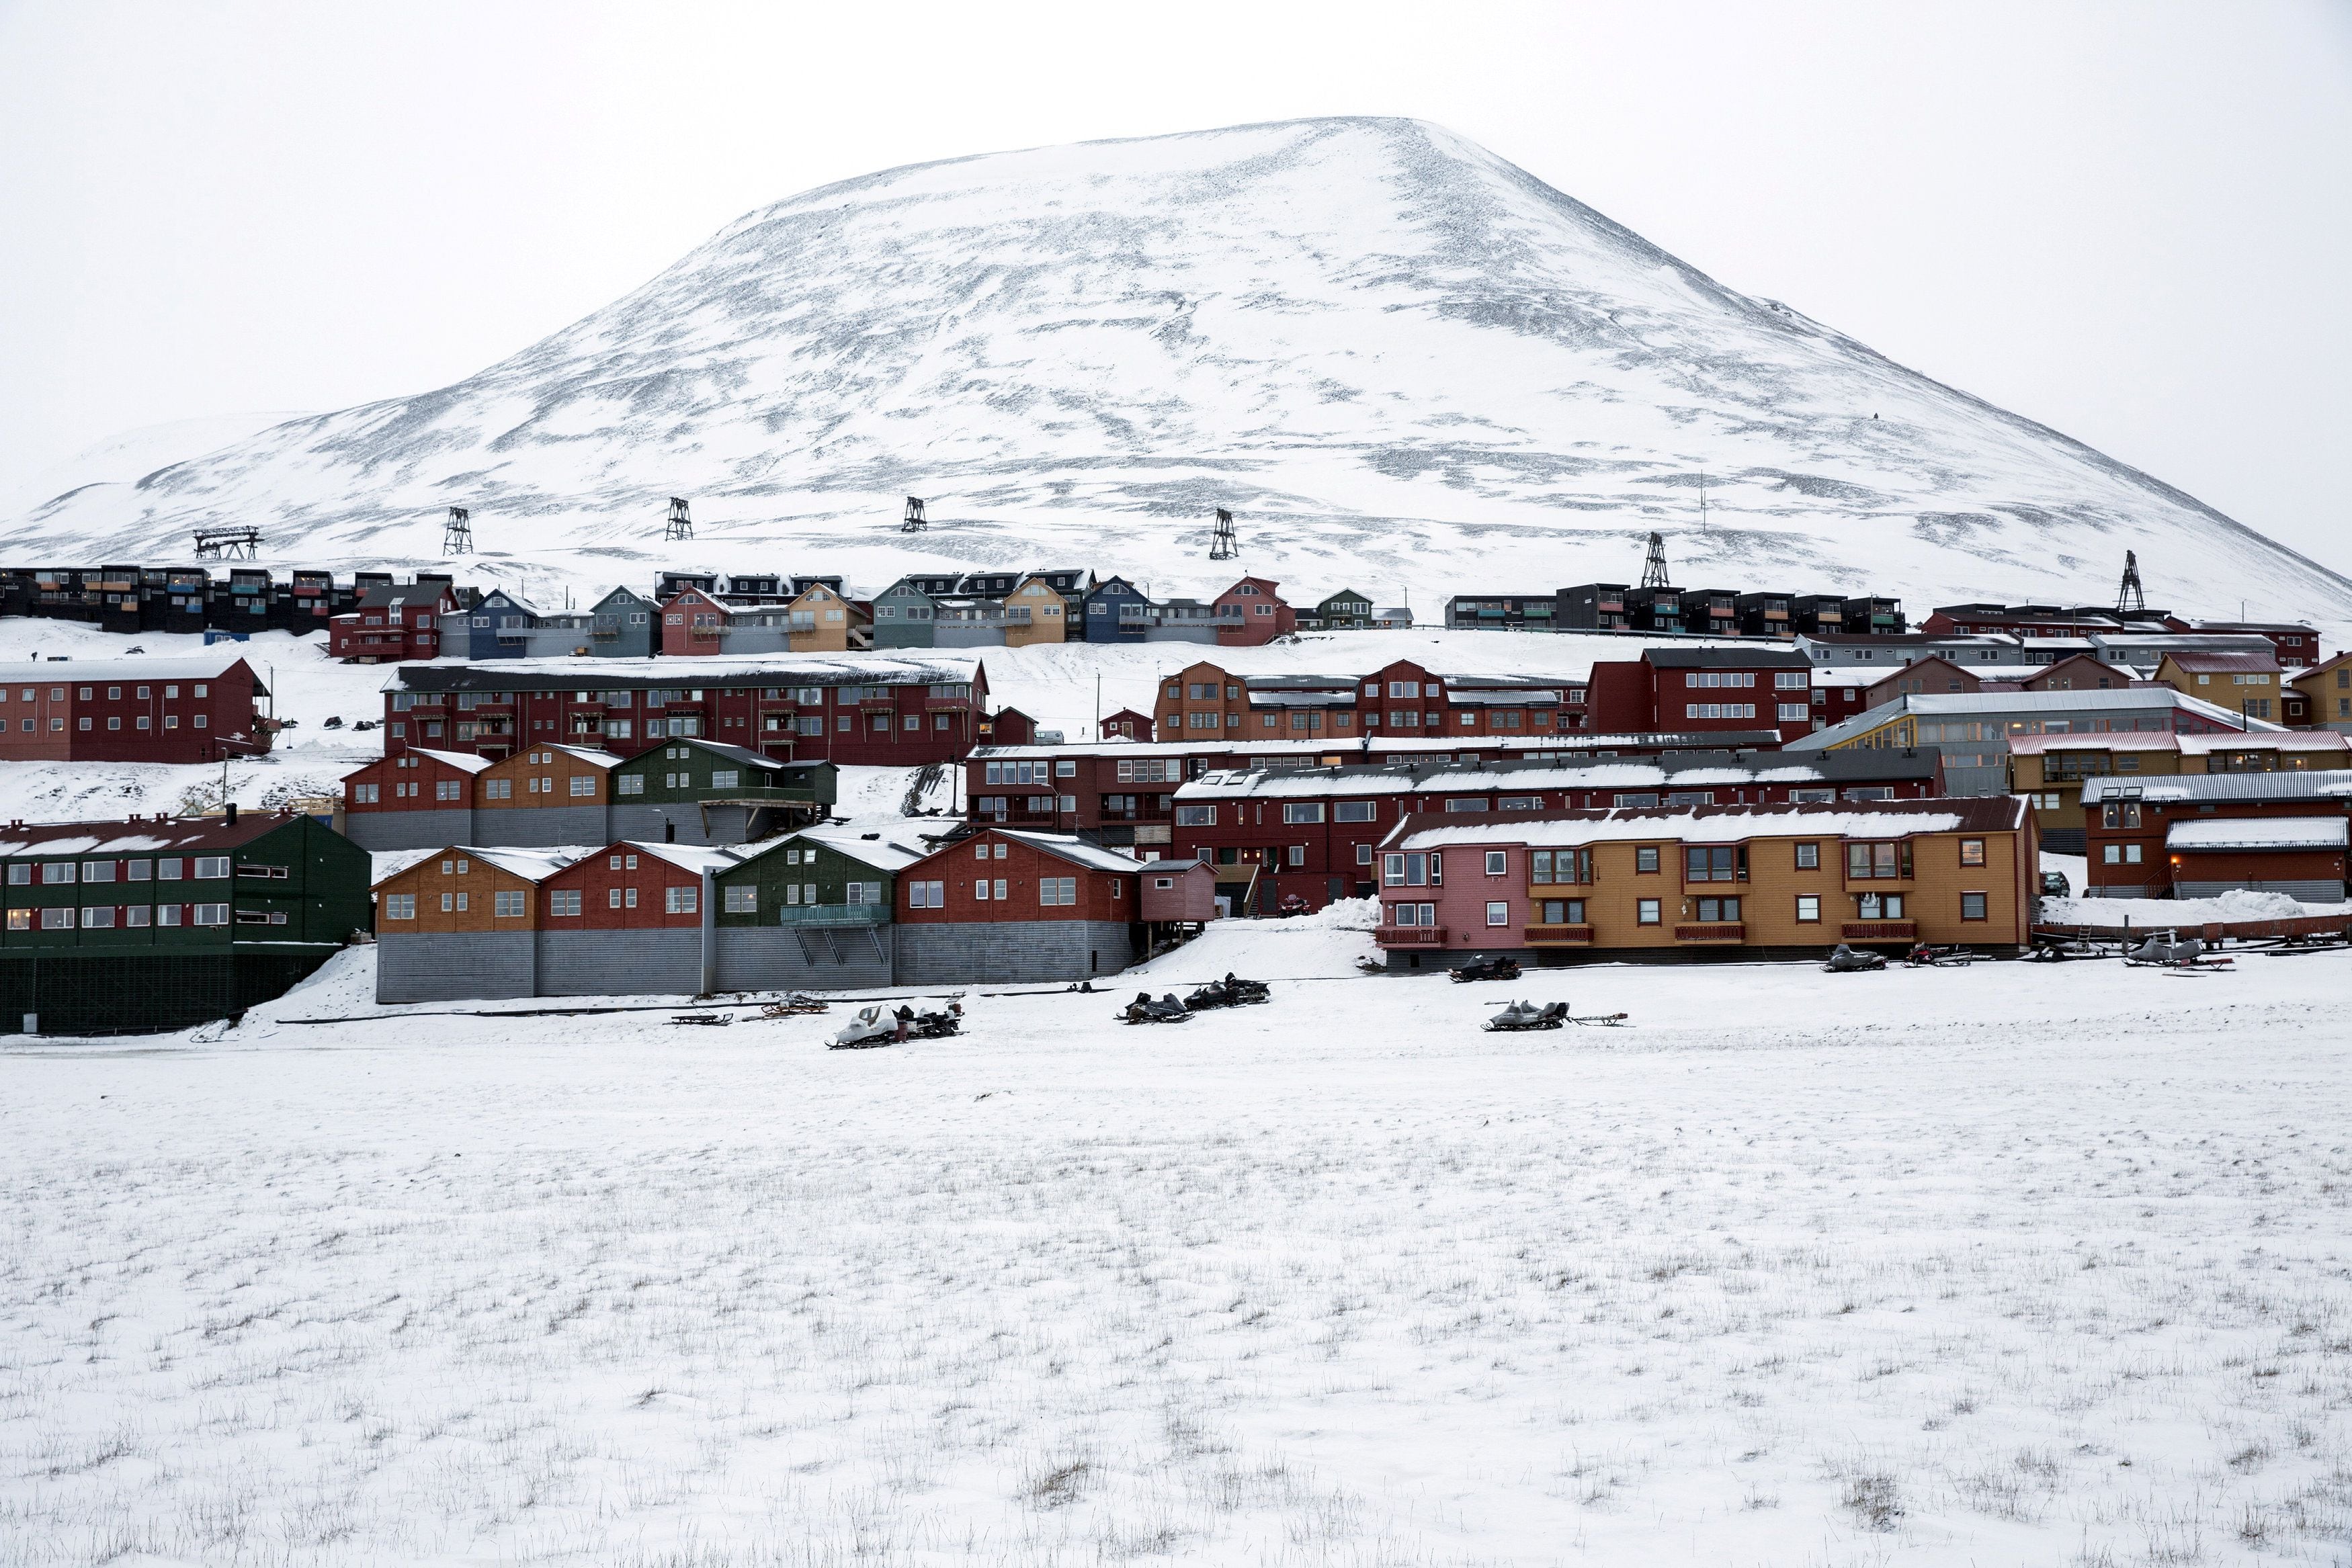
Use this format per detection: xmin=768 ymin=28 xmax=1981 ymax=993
xmin=6 ymin=917 xmax=2352 ymax=1567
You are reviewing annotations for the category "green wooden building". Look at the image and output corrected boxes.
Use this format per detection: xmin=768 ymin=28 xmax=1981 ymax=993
xmin=709 ymin=821 xmax=938 ymax=990
xmin=608 ymin=740 xmax=837 ymax=844
xmin=0 ymin=810 xmax=374 ymax=1034
xmin=1310 ymin=589 xmax=1375 ymax=630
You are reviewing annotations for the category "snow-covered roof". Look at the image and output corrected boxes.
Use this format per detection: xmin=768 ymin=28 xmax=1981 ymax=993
xmin=1393 ymin=803 xmax=1989 ymax=852
xmin=2160 ymin=651 xmax=2283 ymax=674
xmin=2083 ymin=773 xmax=2352 ymax=805
xmin=770 ymin=820 xmax=943 ymax=873
xmin=1173 ymin=750 xmax=1931 ymax=801
xmin=2009 ymin=730 xmax=2348 ymax=756
xmin=992 ymin=828 xmax=1146 ymax=874
xmin=0 ymin=651 xmax=257 ymax=684
xmin=619 ymin=841 xmax=753 ymax=875
xmin=384 ymin=652 xmax=984 ymax=691
xmin=0 ymin=812 xmax=304 ymax=857
xmin=368 ymin=845 xmax=579 ymax=887
xmin=658 ymin=738 xmax=798 ymax=772
xmin=402 ymin=746 xmax=499 ymax=775
xmin=1787 ymin=685 xmax=2271 ymax=751
xmin=2167 ymin=817 xmax=2348 ymax=852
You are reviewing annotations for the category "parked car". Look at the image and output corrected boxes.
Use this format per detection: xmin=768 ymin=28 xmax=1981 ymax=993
xmin=2039 ymin=870 xmax=2071 ymax=898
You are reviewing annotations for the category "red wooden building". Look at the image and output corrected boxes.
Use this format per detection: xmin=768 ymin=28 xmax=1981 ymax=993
xmin=378 ymin=658 xmax=989 ymax=766
xmin=1585 ymin=647 xmax=1818 ymax=744
xmin=2081 ymin=772 xmax=2352 ymax=902
xmin=893 ymin=827 xmax=1144 ymax=984
xmin=1212 ymin=578 xmax=1297 ymax=646
xmin=0 ymin=654 xmax=269 ymax=764
xmin=329 ymin=581 xmax=460 ymax=662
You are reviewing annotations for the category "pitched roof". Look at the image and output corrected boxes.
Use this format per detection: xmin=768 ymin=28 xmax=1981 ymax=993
xmin=2159 ymin=651 xmax=2283 ymax=674
xmin=0 ymin=651 xmax=257 ymax=685
xmin=1643 ymin=646 xmax=1812 ymax=669
xmin=0 ymin=812 xmax=311 ymax=858
xmin=386 ymin=652 xmax=985 ymax=692
xmin=993 ymin=828 xmax=1145 ymax=874
xmin=1788 ymin=685 xmax=2271 ymax=750
xmin=400 ymin=746 xmax=499 ymax=775
xmin=751 ymin=820 xmax=943 ymax=874
xmin=2168 ymin=817 xmax=2348 ymax=852
xmin=2082 ymin=772 xmax=2352 ymax=805
xmin=620 ymin=840 xmax=752 ymax=875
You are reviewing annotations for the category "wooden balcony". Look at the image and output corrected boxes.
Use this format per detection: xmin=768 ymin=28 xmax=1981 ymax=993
xmin=1375 ymin=926 xmax=1447 ymax=947
xmin=1523 ymin=924 xmax=1595 ymax=945
xmin=1673 ymin=922 xmax=1746 ymax=943
xmin=1840 ymin=920 xmax=1917 ymax=941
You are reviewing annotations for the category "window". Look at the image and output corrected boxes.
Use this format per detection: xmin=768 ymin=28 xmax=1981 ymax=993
xmin=665 ymin=886 xmax=698 ymax=914
xmin=907 ymin=880 xmax=944 ymax=908
xmin=1846 ymin=842 xmax=1911 ymax=879
xmin=491 ymin=890 xmax=525 ymax=918
xmin=1615 ymin=793 xmax=1658 ymax=809
xmin=1530 ymin=848 xmax=1592 ymax=884
xmin=192 ymin=904 xmax=230 ymax=926
xmin=41 ymin=863 xmax=75 ymax=885
xmin=1355 ymin=844 xmax=1374 ymax=866
xmin=1777 ymin=703 xmax=1810 ymax=722
xmin=1539 ymin=898 xmax=1585 ymax=925
xmin=847 ymin=881 xmax=881 ymax=906
xmin=1683 ymin=845 xmax=1745 ymax=883
xmin=1390 ymin=902 xmax=1437 ymax=926
xmin=1795 ymin=895 xmax=1820 ymax=923
xmin=1484 ymin=900 xmax=1509 ymax=927
xmin=1381 ymin=851 xmax=1439 ymax=886
xmin=607 ymin=887 xmax=623 ymax=908
xmin=125 ymin=907 xmax=149 ymax=928
xmin=1634 ymin=846 xmax=1660 ymax=874
xmin=1961 ymin=891 xmax=1988 ymax=921
xmin=194 ymin=857 xmax=230 ymax=879
xmin=1334 ymin=801 xmax=1376 ymax=823
xmin=1959 ymin=838 xmax=1986 ymax=867
xmin=2101 ymin=801 xmax=2142 ymax=830
xmin=1693 ymin=897 xmax=1740 ymax=922
xmin=994 ymin=842 xmax=1008 ymax=860
xmin=550 ymin=889 xmax=582 ymax=917
xmin=1856 ymin=892 xmax=1905 ymax=919
xmin=158 ymin=905 xmax=180 ymax=926
xmin=40 ymin=907 xmax=75 ymax=929
xmin=724 ymin=885 xmax=757 ymax=913
xmin=1774 ymin=672 xmax=1808 ymax=690
xmin=569 ymin=775 xmax=595 ymax=797
xmin=1282 ymin=802 xmax=1325 ymax=824
xmin=158 ymin=859 xmax=182 ymax=881
xmin=82 ymin=861 xmax=114 ymax=884
xmin=1040 ymin=877 xmax=1077 ymax=906
xmin=353 ymin=783 xmax=380 ymax=803
xmin=1443 ymin=797 xmax=1488 ymax=813
xmin=1636 ymin=898 xmax=1661 ymax=925
xmin=975 ymin=879 xmax=991 ymax=901
xmin=125 ymin=860 xmax=150 ymax=881
xmin=1794 ymin=842 xmax=1820 ymax=869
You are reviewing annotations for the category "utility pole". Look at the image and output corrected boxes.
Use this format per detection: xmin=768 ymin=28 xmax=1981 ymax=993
xmin=1698 ymin=470 xmax=1708 ymax=535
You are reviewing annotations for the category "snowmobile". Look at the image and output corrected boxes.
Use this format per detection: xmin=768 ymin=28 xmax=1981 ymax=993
xmin=2025 ymin=937 xmax=2106 ymax=963
xmin=1449 ymin=955 xmax=1523 ymax=984
xmin=1277 ymin=894 xmax=1310 ymax=917
xmin=1183 ymin=973 xmax=1271 ymax=1010
xmin=1822 ymin=943 xmax=1888 ymax=973
xmin=1118 ymin=991 xmax=1193 ymax=1025
xmin=2124 ymin=934 xmax=2234 ymax=971
xmin=905 ymin=1000 xmax=964 ymax=1039
xmin=831 ymin=1006 xmax=899 ymax=1049
xmin=1902 ymin=943 xmax=1974 ymax=968
xmin=1482 ymin=1000 xmax=1568 ymax=1032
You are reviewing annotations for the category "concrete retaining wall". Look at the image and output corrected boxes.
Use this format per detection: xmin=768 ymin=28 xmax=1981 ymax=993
xmin=535 ymin=928 xmax=704 ymax=997
xmin=476 ymin=804 xmax=610 ymax=848
xmin=343 ymin=808 xmax=476 ymax=853
xmin=895 ymin=919 xmax=1136 ymax=986
xmin=378 ymin=931 xmax=536 ymax=1002
xmin=714 ymin=925 xmax=894 ymax=992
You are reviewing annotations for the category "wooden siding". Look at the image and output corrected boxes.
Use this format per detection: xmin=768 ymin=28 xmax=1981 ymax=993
xmin=476 ymin=747 xmax=610 ymax=810
xmin=540 ymin=846 xmax=705 ymax=930
xmin=897 ymin=832 xmax=1134 ymax=925
xmin=372 ymin=850 xmax=544 ymax=933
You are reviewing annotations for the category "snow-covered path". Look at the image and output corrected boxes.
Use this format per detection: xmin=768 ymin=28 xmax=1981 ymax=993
xmin=5 ymin=944 xmax=2350 ymax=1565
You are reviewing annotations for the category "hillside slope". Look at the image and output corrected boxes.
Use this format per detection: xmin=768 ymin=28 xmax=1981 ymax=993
xmin=13 ymin=117 xmax=2345 ymax=625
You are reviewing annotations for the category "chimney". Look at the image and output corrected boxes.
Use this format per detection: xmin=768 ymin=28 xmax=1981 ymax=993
xmin=224 ymin=801 xmax=238 ymax=826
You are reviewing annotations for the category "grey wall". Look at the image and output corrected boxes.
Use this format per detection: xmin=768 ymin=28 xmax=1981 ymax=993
xmin=536 ymin=929 xmax=702 ymax=997
xmin=714 ymin=925 xmax=893 ymax=992
xmin=1142 ymin=625 xmax=1222 ymax=645
xmin=476 ymin=803 xmax=610 ymax=848
xmin=344 ymin=807 xmax=475 ymax=852
xmin=378 ymin=931 xmax=535 ymax=1003
xmin=896 ymin=918 xmax=1136 ymax=986
xmin=935 ymin=623 xmax=1009 ymax=648
xmin=607 ymin=801 xmax=780 ymax=846
xmin=2179 ymin=877 xmax=2346 ymax=904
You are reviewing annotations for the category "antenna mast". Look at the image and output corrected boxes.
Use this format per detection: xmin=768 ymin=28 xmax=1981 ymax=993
xmin=1208 ymin=507 xmax=1238 ymax=561
xmin=900 ymin=496 xmax=928 ymax=533
xmin=1698 ymin=470 xmax=1708 ymax=534
xmin=2114 ymin=550 xmax=2146 ymax=615
xmin=1638 ymin=531 xmax=1671 ymax=591
xmin=663 ymin=496 xmax=694 ymax=543
xmin=442 ymin=505 xmax=473 ymax=556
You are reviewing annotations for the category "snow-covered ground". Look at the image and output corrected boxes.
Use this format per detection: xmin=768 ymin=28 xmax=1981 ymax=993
xmin=7 ymin=930 xmax=2352 ymax=1566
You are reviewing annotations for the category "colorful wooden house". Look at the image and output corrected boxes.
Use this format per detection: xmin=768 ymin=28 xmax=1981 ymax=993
xmin=1213 ymin=577 xmax=1295 ymax=646
xmin=371 ymin=846 xmax=569 ymax=1002
xmin=2081 ymin=772 xmax=2352 ymax=902
xmin=464 ymin=589 xmax=539 ymax=660
xmin=1003 ymin=573 xmax=1075 ymax=647
xmin=2153 ymin=652 xmax=2285 ymax=723
xmin=710 ymin=821 xmax=939 ymax=991
xmin=1311 ymin=589 xmax=1374 ymax=631
xmin=1372 ymin=797 xmax=2033 ymax=969
xmin=339 ymin=748 xmax=497 ymax=850
xmin=1081 ymin=576 xmax=1151 ymax=643
xmin=894 ymin=827 xmax=1144 ymax=984
xmin=787 ymin=582 xmax=866 ymax=652
xmin=870 ymin=579 xmax=940 ymax=648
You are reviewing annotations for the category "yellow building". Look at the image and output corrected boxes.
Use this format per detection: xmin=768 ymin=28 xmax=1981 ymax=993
xmin=2152 ymin=652 xmax=2284 ymax=722
xmin=785 ymin=584 xmax=866 ymax=652
xmin=1002 ymin=574 xmax=1072 ymax=648
xmin=2007 ymin=730 xmax=2351 ymax=853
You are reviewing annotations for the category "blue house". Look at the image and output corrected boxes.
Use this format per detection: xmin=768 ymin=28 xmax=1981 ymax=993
xmin=1083 ymin=576 xmax=1151 ymax=643
xmin=465 ymin=589 xmax=539 ymax=659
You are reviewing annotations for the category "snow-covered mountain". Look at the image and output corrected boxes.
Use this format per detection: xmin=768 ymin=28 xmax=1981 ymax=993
xmin=11 ymin=117 xmax=2345 ymax=625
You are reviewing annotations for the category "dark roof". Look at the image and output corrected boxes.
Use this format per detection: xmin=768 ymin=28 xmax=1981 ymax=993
xmin=355 ymin=582 xmax=453 ymax=610
xmin=1388 ymin=793 xmax=2026 ymax=840
xmin=392 ymin=658 xmax=982 ymax=693
xmin=1643 ymin=646 xmax=1813 ymax=669
xmin=0 ymin=812 xmax=309 ymax=856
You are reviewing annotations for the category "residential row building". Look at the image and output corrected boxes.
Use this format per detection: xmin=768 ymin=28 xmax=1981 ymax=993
xmin=1372 ymin=797 xmax=2034 ymax=967
xmin=1919 ymin=603 xmax=2320 ymax=666
xmin=0 ymin=810 xmax=372 ymax=1033
xmin=2 ymin=566 xmax=439 ymax=638
xmin=1788 ymin=685 xmax=2275 ymax=840
xmin=337 ymin=740 xmax=838 ymax=851
xmin=2009 ymin=730 xmax=2352 ymax=857
xmin=873 ymin=572 xmax=1299 ymax=648
xmin=962 ymin=729 xmax=1790 ymax=844
xmin=2079 ymin=771 xmax=2352 ymax=903
xmin=374 ymin=656 xmax=991 ymax=767
xmin=0 ymin=652 xmax=271 ymax=765
xmin=370 ymin=822 xmax=1218 ymax=1003
xmin=1161 ymin=750 xmax=1942 ymax=915
xmin=1544 ymin=586 xmax=1906 ymax=638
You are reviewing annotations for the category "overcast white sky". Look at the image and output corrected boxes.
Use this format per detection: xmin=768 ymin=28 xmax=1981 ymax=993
xmin=2 ymin=1 xmax=2347 ymax=566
